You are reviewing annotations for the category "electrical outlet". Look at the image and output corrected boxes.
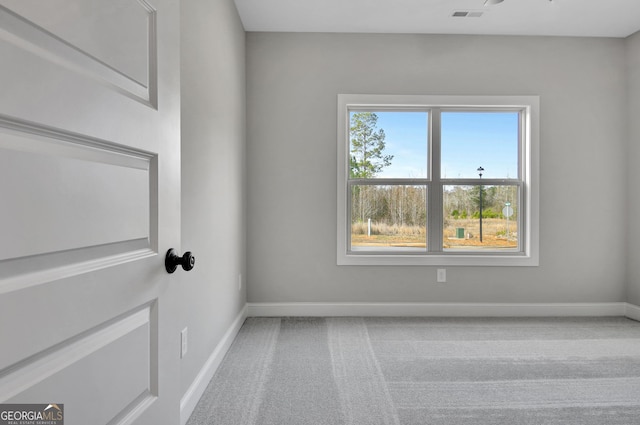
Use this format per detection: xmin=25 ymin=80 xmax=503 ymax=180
xmin=437 ymin=269 xmax=447 ymax=283
xmin=181 ymin=327 xmax=188 ymax=358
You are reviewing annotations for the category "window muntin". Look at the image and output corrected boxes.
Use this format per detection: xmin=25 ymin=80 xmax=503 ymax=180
xmin=337 ymin=95 xmax=539 ymax=266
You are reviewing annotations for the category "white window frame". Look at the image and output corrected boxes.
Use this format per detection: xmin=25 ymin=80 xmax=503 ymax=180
xmin=337 ymin=94 xmax=539 ymax=266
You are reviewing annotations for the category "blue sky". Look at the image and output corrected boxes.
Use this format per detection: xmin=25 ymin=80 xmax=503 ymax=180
xmin=360 ymin=111 xmax=519 ymax=179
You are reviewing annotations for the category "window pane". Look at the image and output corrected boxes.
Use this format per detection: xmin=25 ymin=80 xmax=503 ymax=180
xmin=443 ymin=185 xmax=519 ymax=250
xmin=349 ymin=111 xmax=428 ymax=179
xmin=350 ymin=185 xmax=427 ymax=252
xmin=441 ymin=111 xmax=519 ymax=179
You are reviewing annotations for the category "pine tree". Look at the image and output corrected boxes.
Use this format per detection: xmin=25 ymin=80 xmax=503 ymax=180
xmin=349 ymin=112 xmax=393 ymax=178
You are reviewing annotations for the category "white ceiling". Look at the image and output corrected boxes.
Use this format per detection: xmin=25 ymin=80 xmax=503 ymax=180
xmin=234 ymin=0 xmax=640 ymax=38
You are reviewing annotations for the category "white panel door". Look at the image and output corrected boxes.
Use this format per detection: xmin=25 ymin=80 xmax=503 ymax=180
xmin=0 ymin=1 xmax=182 ymax=424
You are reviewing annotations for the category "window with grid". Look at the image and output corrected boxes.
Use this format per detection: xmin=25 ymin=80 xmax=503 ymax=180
xmin=337 ymin=95 xmax=539 ymax=266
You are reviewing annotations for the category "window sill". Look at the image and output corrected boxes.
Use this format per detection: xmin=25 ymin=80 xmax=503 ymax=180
xmin=337 ymin=252 xmax=538 ymax=267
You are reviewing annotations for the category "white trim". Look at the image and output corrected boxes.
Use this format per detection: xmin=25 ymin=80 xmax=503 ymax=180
xmin=179 ymin=305 xmax=248 ymax=425
xmin=337 ymin=94 xmax=540 ymax=267
xmin=247 ymin=302 xmax=626 ymax=318
xmin=625 ymin=303 xmax=640 ymax=321
xmin=0 ymin=247 xmax=155 ymax=295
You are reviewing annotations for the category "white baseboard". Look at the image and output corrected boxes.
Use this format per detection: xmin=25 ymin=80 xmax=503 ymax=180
xmin=247 ymin=302 xmax=627 ymax=318
xmin=626 ymin=303 xmax=640 ymax=321
xmin=180 ymin=304 xmax=248 ymax=425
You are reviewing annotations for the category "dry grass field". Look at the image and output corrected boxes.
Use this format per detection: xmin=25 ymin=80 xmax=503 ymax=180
xmin=351 ymin=218 xmax=517 ymax=249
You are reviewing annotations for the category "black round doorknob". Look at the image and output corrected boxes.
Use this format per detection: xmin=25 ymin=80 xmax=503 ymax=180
xmin=165 ymin=249 xmax=195 ymax=273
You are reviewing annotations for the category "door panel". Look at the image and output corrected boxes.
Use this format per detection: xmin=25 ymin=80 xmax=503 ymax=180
xmin=1 ymin=0 xmax=152 ymax=87
xmin=0 ymin=121 xmax=152 ymax=261
xmin=0 ymin=0 xmax=180 ymax=424
xmin=3 ymin=304 xmax=154 ymax=424
xmin=0 ymin=0 xmax=157 ymax=108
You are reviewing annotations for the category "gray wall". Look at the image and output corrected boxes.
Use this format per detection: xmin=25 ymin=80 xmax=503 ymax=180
xmin=628 ymin=31 xmax=640 ymax=305
xmin=246 ymin=33 xmax=628 ymax=304
xmin=180 ymin=0 xmax=246 ymax=396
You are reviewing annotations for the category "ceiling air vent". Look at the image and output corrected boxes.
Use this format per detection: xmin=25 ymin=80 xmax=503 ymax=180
xmin=452 ymin=11 xmax=484 ymax=17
